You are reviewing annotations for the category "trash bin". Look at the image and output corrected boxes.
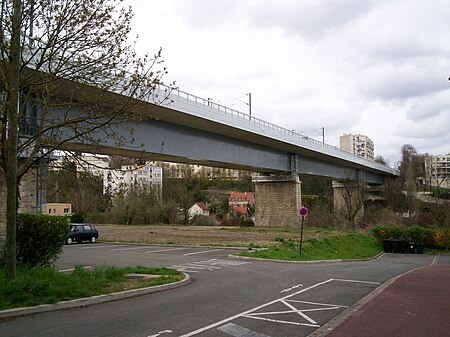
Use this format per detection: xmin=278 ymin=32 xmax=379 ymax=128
xmin=391 ymin=239 xmax=400 ymax=253
xmin=408 ymin=242 xmax=416 ymax=254
xmin=416 ymin=242 xmax=424 ymax=254
xmin=383 ymin=240 xmax=392 ymax=253
xmin=399 ymin=240 xmax=408 ymax=253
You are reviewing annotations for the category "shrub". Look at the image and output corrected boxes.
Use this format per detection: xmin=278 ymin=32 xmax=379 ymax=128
xmin=372 ymin=225 xmax=449 ymax=249
xmin=16 ymin=214 xmax=70 ymax=267
xmin=433 ymin=229 xmax=450 ymax=249
xmin=241 ymin=220 xmax=255 ymax=227
xmin=70 ymin=211 xmax=86 ymax=223
xmin=404 ymin=225 xmax=431 ymax=243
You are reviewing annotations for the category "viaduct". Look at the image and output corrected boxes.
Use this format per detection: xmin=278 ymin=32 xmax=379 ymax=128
xmin=0 ymin=83 xmax=396 ymax=237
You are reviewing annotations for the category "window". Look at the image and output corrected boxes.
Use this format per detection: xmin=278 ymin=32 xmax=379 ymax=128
xmin=49 ymin=209 xmax=52 ymax=214
xmin=64 ymin=208 xmax=69 ymax=214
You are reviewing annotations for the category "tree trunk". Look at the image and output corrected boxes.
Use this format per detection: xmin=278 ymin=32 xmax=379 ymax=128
xmin=4 ymin=0 xmax=22 ymax=281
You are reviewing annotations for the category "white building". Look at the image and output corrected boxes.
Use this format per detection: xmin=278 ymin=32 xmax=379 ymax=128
xmin=425 ymin=154 xmax=450 ymax=189
xmin=76 ymin=154 xmax=110 ymax=177
xmin=103 ymin=163 xmax=163 ymax=195
xmin=49 ymin=154 xmax=110 ymax=176
xmin=187 ymin=202 xmax=210 ymax=222
xmin=339 ymin=134 xmax=374 ymax=160
xmin=156 ymin=162 xmax=244 ymax=179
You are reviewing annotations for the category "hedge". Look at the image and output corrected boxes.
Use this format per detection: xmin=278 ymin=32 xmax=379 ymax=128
xmin=372 ymin=225 xmax=449 ymax=250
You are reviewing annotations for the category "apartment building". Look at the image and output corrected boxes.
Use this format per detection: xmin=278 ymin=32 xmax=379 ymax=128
xmin=103 ymin=163 xmax=163 ymax=195
xmin=424 ymin=154 xmax=450 ymax=189
xmin=76 ymin=155 xmax=110 ymax=177
xmin=339 ymin=133 xmax=374 ymax=160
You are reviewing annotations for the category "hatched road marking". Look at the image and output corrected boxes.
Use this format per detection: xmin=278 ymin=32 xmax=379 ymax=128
xmin=179 ymin=278 xmax=380 ymax=336
xmin=218 ymin=323 xmax=271 ymax=337
xmin=171 ymin=259 xmax=250 ymax=273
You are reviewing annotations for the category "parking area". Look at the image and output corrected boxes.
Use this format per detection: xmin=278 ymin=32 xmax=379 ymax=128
xmin=179 ymin=278 xmax=380 ymax=337
xmin=2 ymin=245 xmax=439 ymax=337
xmin=56 ymin=243 xmax=250 ymax=274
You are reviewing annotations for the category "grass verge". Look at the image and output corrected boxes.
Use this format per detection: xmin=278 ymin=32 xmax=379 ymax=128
xmin=238 ymin=232 xmax=382 ymax=261
xmin=0 ymin=265 xmax=184 ymax=311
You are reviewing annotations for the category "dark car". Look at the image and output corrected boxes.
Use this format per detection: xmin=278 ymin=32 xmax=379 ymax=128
xmin=67 ymin=224 xmax=99 ymax=245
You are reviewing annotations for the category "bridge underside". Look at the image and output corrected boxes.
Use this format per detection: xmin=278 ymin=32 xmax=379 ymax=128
xmin=60 ymin=117 xmax=385 ymax=185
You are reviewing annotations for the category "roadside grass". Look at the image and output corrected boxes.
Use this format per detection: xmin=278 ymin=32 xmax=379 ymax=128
xmin=424 ymin=247 xmax=450 ymax=254
xmin=238 ymin=232 xmax=382 ymax=261
xmin=0 ymin=265 xmax=184 ymax=311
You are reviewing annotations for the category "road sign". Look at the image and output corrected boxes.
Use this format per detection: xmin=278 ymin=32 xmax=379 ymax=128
xmin=299 ymin=207 xmax=308 ymax=217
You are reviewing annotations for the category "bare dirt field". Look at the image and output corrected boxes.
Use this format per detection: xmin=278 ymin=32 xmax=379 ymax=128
xmin=96 ymin=224 xmax=346 ymax=247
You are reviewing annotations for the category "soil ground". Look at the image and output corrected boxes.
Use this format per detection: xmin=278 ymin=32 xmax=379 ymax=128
xmin=95 ymin=224 xmax=347 ymax=247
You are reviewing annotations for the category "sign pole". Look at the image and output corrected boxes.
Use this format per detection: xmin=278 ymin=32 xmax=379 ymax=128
xmin=299 ymin=215 xmax=305 ymax=255
xmin=298 ymin=206 xmax=308 ymax=256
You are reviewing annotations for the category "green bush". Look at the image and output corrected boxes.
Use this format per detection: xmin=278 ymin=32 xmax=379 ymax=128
xmin=16 ymin=214 xmax=70 ymax=267
xmin=241 ymin=220 xmax=255 ymax=227
xmin=70 ymin=211 xmax=86 ymax=223
xmin=433 ymin=229 xmax=450 ymax=249
xmin=372 ymin=225 xmax=449 ymax=249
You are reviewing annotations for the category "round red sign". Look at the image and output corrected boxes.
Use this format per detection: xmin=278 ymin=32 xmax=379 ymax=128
xmin=299 ymin=207 xmax=308 ymax=216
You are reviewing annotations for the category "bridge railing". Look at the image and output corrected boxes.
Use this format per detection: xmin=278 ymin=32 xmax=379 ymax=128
xmin=150 ymin=83 xmax=341 ymax=152
xmin=138 ymin=81 xmax=394 ymax=174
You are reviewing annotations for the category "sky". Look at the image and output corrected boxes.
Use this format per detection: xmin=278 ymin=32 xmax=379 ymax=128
xmin=124 ymin=0 xmax=450 ymax=167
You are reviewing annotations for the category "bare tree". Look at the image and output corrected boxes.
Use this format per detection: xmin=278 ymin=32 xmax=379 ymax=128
xmin=374 ymin=155 xmax=389 ymax=166
xmin=0 ymin=0 xmax=171 ymax=279
xmin=335 ymin=179 xmax=365 ymax=226
xmin=398 ymin=145 xmax=423 ymax=221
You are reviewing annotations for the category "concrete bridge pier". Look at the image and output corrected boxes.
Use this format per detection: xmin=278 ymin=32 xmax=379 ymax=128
xmin=254 ymin=174 xmax=302 ymax=227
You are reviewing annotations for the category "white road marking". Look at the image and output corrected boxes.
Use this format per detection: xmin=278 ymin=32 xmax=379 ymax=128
xmin=58 ymin=266 xmax=92 ymax=273
xmin=145 ymin=248 xmax=186 ymax=254
xmin=179 ymin=279 xmax=334 ymax=336
xmin=171 ymin=259 xmax=250 ymax=273
xmin=431 ymin=254 xmax=439 ymax=265
xmin=147 ymin=330 xmax=172 ymax=337
xmin=281 ymin=283 xmax=303 ymax=293
xmin=287 ymin=299 xmax=348 ymax=308
xmin=171 ymin=266 xmax=200 ymax=273
xmin=79 ymin=244 xmax=128 ymax=250
xmin=111 ymin=246 xmax=153 ymax=251
xmin=180 ymin=278 xmax=377 ymax=336
xmin=240 ymin=315 xmax=320 ymax=328
xmin=331 ymin=278 xmax=380 ymax=285
xmin=218 ymin=323 xmax=271 ymax=337
xmin=183 ymin=249 xmax=223 ymax=256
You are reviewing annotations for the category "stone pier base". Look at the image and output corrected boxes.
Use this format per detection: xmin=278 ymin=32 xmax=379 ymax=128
xmin=254 ymin=175 xmax=302 ymax=227
xmin=0 ymin=162 xmax=47 ymax=240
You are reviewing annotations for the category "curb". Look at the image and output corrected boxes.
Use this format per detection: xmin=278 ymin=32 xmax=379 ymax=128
xmin=0 ymin=273 xmax=190 ymax=320
xmin=228 ymin=252 xmax=385 ymax=264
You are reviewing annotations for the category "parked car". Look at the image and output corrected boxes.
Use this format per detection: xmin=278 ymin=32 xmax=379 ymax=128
xmin=67 ymin=224 xmax=99 ymax=245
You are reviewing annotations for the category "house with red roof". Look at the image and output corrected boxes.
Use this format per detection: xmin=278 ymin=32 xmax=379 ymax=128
xmin=229 ymin=192 xmax=255 ymax=215
xmin=188 ymin=202 xmax=210 ymax=222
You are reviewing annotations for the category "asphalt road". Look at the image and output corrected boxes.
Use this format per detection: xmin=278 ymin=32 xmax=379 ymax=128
xmin=0 ymin=243 xmax=440 ymax=337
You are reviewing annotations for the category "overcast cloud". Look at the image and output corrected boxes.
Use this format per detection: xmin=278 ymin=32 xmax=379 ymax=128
xmin=125 ymin=0 xmax=450 ymax=166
